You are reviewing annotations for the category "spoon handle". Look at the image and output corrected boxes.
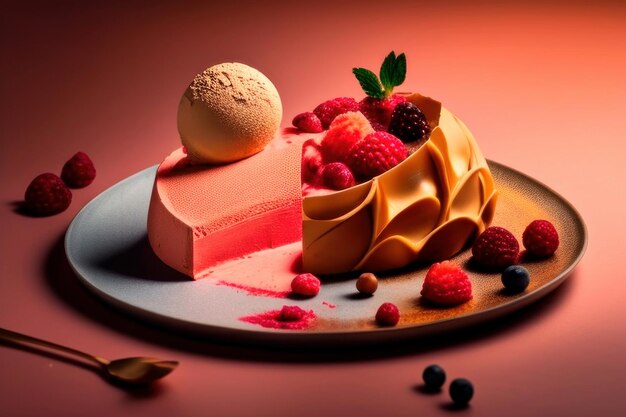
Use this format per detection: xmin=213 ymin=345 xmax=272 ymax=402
xmin=0 ymin=327 xmax=105 ymax=367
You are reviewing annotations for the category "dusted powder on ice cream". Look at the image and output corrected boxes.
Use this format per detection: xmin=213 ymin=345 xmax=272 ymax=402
xmin=177 ymin=62 xmax=282 ymax=164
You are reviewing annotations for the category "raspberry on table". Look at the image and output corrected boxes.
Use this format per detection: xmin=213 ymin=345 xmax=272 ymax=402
xmin=471 ymin=226 xmax=520 ymax=270
xmin=346 ymin=131 xmax=407 ymax=181
xmin=290 ymin=273 xmax=321 ymax=297
xmin=61 ymin=151 xmax=96 ymax=188
xmin=313 ymin=97 xmax=359 ymax=129
xmin=320 ymin=111 xmax=374 ymax=163
xmin=292 ymin=112 xmax=323 ymax=133
xmin=421 ymin=261 xmax=473 ymax=306
xmin=375 ymin=302 xmax=400 ymax=326
xmin=522 ymin=220 xmax=559 ymax=257
xmin=359 ymin=94 xmax=407 ymax=128
xmin=320 ymin=162 xmax=355 ymax=190
xmin=388 ymin=101 xmax=431 ymax=144
xmin=24 ymin=173 xmax=72 ymax=216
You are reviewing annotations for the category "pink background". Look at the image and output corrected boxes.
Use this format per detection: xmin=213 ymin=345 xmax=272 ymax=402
xmin=1 ymin=1 xmax=625 ymax=416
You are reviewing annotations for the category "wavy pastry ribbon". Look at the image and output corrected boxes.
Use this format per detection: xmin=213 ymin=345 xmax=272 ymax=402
xmin=302 ymin=93 xmax=498 ymax=274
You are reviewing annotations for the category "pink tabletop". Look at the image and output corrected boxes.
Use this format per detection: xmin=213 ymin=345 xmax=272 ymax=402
xmin=1 ymin=1 xmax=625 ymax=416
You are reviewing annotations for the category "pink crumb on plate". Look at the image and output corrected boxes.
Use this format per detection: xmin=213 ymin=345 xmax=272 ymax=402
xmin=216 ymin=280 xmax=290 ymax=298
xmin=239 ymin=306 xmax=316 ymax=330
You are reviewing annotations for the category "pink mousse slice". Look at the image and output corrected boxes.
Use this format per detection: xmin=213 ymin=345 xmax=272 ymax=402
xmin=147 ymin=132 xmax=314 ymax=279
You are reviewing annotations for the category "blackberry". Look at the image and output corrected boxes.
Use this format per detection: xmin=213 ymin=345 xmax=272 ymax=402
xmin=422 ymin=364 xmax=446 ymax=391
xmin=449 ymin=378 xmax=474 ymax=406
xmin=501 ymin=265 xmax=530 ymax=293
xmin=388 ymin=102 xmax=431 ymax=144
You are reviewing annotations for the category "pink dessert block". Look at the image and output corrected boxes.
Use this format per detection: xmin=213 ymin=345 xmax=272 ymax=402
xmin=147 ymin=133 xmax=309 ymax=279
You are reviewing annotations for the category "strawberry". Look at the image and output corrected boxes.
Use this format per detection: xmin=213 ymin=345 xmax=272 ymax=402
xmin=61 ymin=151 xmax=96 ymax=188
xmin=320 ymin=111 xmax=373 ymax=163
xmin=369 ymin=120 xmax=387 ymax=131
xmin=24 ymin=173 xmax=72 ymax=216
xmin=346 ymin=131 xmax=407 ymax=181
xmin=312 ymin=97 xmax=359 ymax=129
xmin=359 ymin=94 xmax=407 ymax=128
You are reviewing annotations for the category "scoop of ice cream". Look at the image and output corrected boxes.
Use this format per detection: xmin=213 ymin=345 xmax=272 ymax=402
xmin=177 ymin=63 xmax=282 ymax=164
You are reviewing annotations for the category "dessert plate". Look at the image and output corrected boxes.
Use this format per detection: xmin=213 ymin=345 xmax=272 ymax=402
xmin=65 ymin=162 xmax=586 ymax=345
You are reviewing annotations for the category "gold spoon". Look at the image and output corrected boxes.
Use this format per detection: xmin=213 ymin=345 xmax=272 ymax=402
xmin=0 ymin=327 xmax=178 ymax=385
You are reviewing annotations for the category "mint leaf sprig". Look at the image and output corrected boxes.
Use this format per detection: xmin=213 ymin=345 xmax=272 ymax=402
xmin=352 ymin=51 xmax=407 ymax=99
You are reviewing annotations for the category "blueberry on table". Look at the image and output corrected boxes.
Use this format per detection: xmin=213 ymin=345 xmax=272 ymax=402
xmin=501 ymin=265 xmax=530 ymax=293
xmin=449 ymin=378 xmax=474 ymax=406
xmin=422 ymin=364 xmax=446 ymax=391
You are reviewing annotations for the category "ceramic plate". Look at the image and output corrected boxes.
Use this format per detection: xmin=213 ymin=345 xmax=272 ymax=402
xmin=65 ymin=162 xmax=587 ymax=345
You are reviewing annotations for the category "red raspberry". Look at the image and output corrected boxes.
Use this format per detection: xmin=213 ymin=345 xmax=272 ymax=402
xmin=523 ymin=220 xmax=559 ymax=257
xmin=420 ymin=261 xmax=472 ymax=306
xmin=61 ymin=152 xmax=96 ymax=188
xmin=278 ymin=305 xmax=308 ymax=322
xmin=291 ymin=273 xmax=321 ymax=297
xmin=472 ymin=226 xmax=520 ymax=270
xmin=24 ymin=173 xmax=72 ymax=216
xmin=375 ymin=302 xmax=400 ymax=326
xmin=292 ymin=112 xmax=323 ymax=133
xmin=346 ymin=131 xmax=407 ymax=181
xmin=359 ymin=94 xmax=407 ymax=128
xmin=313 ymin=97 xmax=359 ymax=129
xmin=301 ymin=139 xmax=323 ymax=184
xmin=320 ymin=162 xmax=355 ymax=190
xmin=320 ymin=111 xmax=373 ymax=163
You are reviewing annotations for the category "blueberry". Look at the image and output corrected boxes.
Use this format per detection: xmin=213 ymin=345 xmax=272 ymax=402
xmin=501 ymin=265 xmax=530 ymax=293
xmin=449 ymin=378 xmax=474 ymax=405
xmin=422 ymin=364 xmax=446 ymax=391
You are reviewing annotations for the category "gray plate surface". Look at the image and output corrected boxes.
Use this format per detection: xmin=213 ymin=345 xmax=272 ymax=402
xmin=65 ymin=162 xmax=587 ymax=345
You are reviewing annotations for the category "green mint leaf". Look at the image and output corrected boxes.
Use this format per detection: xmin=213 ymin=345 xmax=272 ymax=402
xmin=352 ymin=67 xmax=384 ymax=99
xmin=379 ymin=51 xmax=397 ymax=92
xmin=391 ymin=53 xmax=407 ymax=87
xmin=378 ymin=51 xmax=407 ymax=97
